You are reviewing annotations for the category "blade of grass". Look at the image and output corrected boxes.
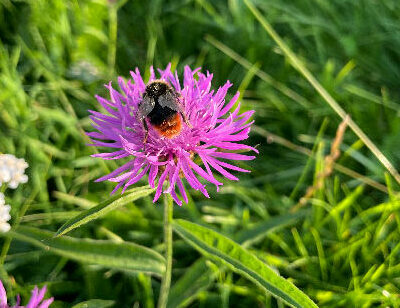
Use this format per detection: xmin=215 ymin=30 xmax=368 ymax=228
xmin=235 ymin=209 xmax=310 ymax=248
xmin=290 ymin=118 xmax=329 ymax=201
xmin=244 ymin=0 xmax=400 ymax=186
xmin=72 ymin=300 xmax=115 ymax=308
xmin=253 ymin=125 xmax=389 ymax=194
xmin=108 ymin=1 xmax=118 ymax=76
xmin=55 ymin=186 xmax=154 ymax=237
xmin=205 ymin=35 xmax=311 ymax=109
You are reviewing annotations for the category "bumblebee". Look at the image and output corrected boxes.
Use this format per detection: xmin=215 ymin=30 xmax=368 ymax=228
xmin=138 ymin=80 xmax=190 ymax=143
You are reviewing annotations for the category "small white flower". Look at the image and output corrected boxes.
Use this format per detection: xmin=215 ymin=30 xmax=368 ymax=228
xmin=0 ymin=154 xmax=29 ymax=189
xmin=8 ymin=181 xmax=18 ymax=189
xmin=0 ymin=196 xmax=11 ymax=233
xmin=16 ymin=158 xmax=28 ymax=170
xmin=382 ymin=289 xmax=390 ymax=297
xmin=0 ymin=166 xmax=11 ymax=183
xmin=0 ymin=223 xmax=10 ymax=233
xmin=0 ymin=192 xmax=4 ymax=205
xmin=0 ymin=204 xmax=10 ymax=221
xmin=0 ymin=154 xmax=29 ymax=233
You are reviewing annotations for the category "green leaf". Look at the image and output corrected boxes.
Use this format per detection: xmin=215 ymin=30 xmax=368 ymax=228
xmin=55 ymin=186 xmax=154 ymax=237
xmin=7 ymin=226 xmax=165 ymax=276
xmin=236 ymin=210 xmax=309 ymax=247
xmin=21 ymin=211 xmax=82 ymax=223
xmin=173 ymin=219 xmax=317 ymax=308
xmin=72 ymin=300 xmax=115 ymax=308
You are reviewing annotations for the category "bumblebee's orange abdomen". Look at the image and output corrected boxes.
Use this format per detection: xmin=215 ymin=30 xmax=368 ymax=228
xmin=153 ymin=113 xmax=182 ymax=139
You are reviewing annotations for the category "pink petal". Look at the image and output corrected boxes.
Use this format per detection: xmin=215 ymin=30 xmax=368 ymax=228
xmin=111 ymin=181 xmax=125 ymax=194
xmin=149 ymin=66 xmax=155 ymax=81
xmin=179 ymin=157 xmax=202 ymax=190
xmin=153 ymin=165 xmax=170 ymax=203
xmin=118 ymin=77 xmax=130 ymax=96
xmin=169 ymin=188 xmax=182 ymax=206
xmin=218 ymin=91 xmax=239 ymax=117
xmin=148 ymin=165 xmax=158 ymax=188
xmin=209 ymin=152 xmax=256 ymax=161
xmin=36 ymin=286 xmax=47 ymax=303
xmin=122 ymin=165 xmax=150 ymax=193
xmin=26 ymin=286 xmax=39 ymax=308
xmin=38 ymin=297 xmax=54 ymax=308
xmin=212 ymin=159 xmax=250 ymax=173
xmin=176 ymin=178 xmax=188 ymax=204
xmin=205 ymin=157 xmax=239 ymax=181
xmin=0 ymin=280 xmax=7 ymax=305
xmin=187 ymin=159 xmax=223 ymax=186
xmin=180 ymin=156 xmax=209 ymax=198
xmin=95 ymin=161 xmax=135 ymax=182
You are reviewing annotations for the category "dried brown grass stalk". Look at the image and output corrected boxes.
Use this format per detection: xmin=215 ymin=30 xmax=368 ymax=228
xmin=291 ymin=116 xmax=349 ymax=212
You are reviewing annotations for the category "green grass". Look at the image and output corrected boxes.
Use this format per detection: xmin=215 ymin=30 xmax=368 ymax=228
xmin=1 ymin=0 xmax=400 ymax=307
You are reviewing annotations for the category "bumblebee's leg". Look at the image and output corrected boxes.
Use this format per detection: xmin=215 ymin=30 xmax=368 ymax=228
xmin=142 ymin=120 xmax=149 ymax=146
xmin=180 ymin=112 xmax=192 ymax=128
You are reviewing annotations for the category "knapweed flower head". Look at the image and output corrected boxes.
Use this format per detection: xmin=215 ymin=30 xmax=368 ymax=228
xmin=0 ymin=154 xmax=28 ymax=189
xmin=0 ymin=193 xmax=11 ymax=233
xmin=0 ymin=280 xmax=53 ymax=308
xmin=88 ymin=64 xmax=257 ymax=205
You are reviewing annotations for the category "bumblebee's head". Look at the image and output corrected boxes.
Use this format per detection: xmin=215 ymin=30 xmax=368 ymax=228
xmin=145 ymin=81 xmax=169 ymax=97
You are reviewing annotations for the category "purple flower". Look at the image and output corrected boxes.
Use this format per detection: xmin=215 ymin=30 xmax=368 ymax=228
xmin=88 ymin=64 xmax=257 ymax=205
xmin=0 ymin=280 xmax=53 ymax=308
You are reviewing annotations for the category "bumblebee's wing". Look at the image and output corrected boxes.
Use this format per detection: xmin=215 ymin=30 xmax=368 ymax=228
xmin=159 ymin=92 xmax=192 ymax=127
xmin=137 ymin=96 xmax=155 ymax=120
xmin=158 ymin=92 xmax=181 ymax=112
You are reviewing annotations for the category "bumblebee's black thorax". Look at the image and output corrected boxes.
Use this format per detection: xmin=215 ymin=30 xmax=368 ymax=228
xmin=144 ymin=82 xmax=177 ymax=126
xmin=145 ymin=82 xmax=169 ymax=98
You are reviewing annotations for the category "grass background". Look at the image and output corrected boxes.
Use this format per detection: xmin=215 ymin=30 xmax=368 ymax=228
xmin=1 ymin=0 xmax=400 ymax=307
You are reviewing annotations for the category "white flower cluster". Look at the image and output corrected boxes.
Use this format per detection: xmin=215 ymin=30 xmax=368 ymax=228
xmin=0 ymin=154 xmax=29 ymax=233
xmin=0 ymin=193 xmax=11 ymax=233
xmin=0 ymin=154 xmax=29 ymax=189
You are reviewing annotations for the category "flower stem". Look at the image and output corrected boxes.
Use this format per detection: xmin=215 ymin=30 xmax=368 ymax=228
xmin=157 ymin=194 xmax=173 ymax=308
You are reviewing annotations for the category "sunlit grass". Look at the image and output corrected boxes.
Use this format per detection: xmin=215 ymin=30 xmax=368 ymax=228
xmin=1 ymin=0 xmax=400 ymax=307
